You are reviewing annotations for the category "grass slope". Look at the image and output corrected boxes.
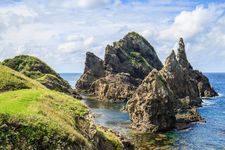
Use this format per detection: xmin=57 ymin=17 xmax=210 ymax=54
xmin=0 ymin=89 xmax=90 ymax=149
xmin=0 ymin=64 xmax=45 ymax=92
xmin=2 ymin=55 xmax=71 ymax=93
xmin=0 ymin=64 xmax=125 ymax=149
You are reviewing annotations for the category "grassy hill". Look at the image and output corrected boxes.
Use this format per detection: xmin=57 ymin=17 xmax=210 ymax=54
xmin=2 ymin=55 xmax=72 ymax=94
xmin=0 ymin=64 xmax=125 ymax=149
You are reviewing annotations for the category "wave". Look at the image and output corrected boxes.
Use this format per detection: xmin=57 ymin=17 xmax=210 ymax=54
xmin=202 ymin=99 xmax=215 ymax=106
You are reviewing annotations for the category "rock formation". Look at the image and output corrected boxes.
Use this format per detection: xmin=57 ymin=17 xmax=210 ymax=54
xmin=2 ymin=55 xmax=81 ymax=99
xmin=104 ymin=32 xmax=163 ymax=79
xmin=127 ymin=69 xmax=176 ymax=132
xmin=176 ymin=38 xmax=218 ymax=97
xmin=90 ymin=73 xmax=140 ymax=102
xmin=76 ymin=32 xmax=163 ymax=101
xmin=127 ymin=38 xmax=218 ymax=132
xmin=76 ymin=52 xmax=105 ymax=91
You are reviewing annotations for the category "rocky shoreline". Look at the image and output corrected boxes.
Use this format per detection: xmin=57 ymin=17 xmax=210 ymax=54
xmin=0 ymin=31 xmax=218 ymax=149
xmin=76 ymin=32 xmax=218 ymax=133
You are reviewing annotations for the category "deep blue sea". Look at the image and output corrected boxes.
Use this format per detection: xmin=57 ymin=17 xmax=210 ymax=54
xmin=60 ymin=73 xmax=225 ymax=149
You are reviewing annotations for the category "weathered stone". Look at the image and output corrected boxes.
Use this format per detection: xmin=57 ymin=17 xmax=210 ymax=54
xmin=76 ymin=32 xmax=163 ymax=102
xmin=127 ymin=37 xmax=217 ymax=132
xmin=160 ymin=50 xmax=199 ymax=100
xmin=76 ymin=52 xmax=105 ymax=91
xmin=176 ymin=38 xmax=218 ymax=97
xmin=104 ymin=32 xmax=163 ymax=79
xmin=127 ymin=69 xmax=176 ymax=132
xmin=90 ymin=73 xmax=140 ymax=101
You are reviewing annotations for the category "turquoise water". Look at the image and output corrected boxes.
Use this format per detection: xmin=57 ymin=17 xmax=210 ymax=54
xmin=60 ymin=73 xmax=225 ymax=149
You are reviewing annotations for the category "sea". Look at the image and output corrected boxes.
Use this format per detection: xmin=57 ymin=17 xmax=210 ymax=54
xmin=60 ymin=73 xmax=225 ymax=149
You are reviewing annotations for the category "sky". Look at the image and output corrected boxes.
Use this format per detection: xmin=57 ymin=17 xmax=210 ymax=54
xmin=0 ymin=0 xmax=225 ymax=73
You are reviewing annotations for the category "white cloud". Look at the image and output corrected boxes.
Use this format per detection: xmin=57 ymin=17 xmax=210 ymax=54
xmin=58 ymin=35 xmax=94 ymax=54
xmin=62 ymin=0 xmax=113 ymax=8
xmin=0 ymin=1 xmax=225 ymax=73
xmin=159 ymin=5 xmax=224 ymax=41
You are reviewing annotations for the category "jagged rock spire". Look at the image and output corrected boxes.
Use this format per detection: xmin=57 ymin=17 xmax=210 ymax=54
xmin=176 ymin=38 xmax=193 ymax=69
xmin=163 ymin=50 xmax=181 ymax=72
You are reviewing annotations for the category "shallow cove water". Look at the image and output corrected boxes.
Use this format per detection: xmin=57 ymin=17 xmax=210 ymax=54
xmin=60 ymin=73 xmax=225 ymax=149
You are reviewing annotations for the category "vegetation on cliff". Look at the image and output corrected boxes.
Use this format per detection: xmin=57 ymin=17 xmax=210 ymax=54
xmin=0 ymin=64 xmax=131 ymax=149
xmin=2 ymin=55 xmax=71 ymax=94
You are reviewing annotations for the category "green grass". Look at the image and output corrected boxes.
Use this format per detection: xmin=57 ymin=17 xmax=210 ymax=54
xmin=37 ymin=74 xmax=71 ymax=93
xmin=2 ymin=55 xmax=59 ymax=79
xmin=0 ymin=89 xmax=91 ymax=149
xmin=97 ymin=127 xmax=123 ymax=150
xmin=0 ymin=64 xmax=45 ymax=92
xmin=0 ymin=90 xmax=41 ymax=115
xmin=2 ymin=55 xmax=72 ymax=93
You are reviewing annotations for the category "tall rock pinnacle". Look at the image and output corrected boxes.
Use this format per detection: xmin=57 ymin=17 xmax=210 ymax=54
xmin=176 ymin=38 xmax=193 ymax=69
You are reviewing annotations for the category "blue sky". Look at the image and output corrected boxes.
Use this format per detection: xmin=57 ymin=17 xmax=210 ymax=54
xmin=0 ymin=0 xmax=225 ymax=73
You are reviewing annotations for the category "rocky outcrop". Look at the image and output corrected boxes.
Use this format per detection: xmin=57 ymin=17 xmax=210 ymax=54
xmin=90 ymin=73 xmax=141 ymax=102
xmin=76 ymin=52 xmax=105 ymax=91
xmin=104 ymin=32 xmax=163 ymax=79
xmin=76 ymin=32 xmax=163 ymax=101
xmin=2 ymin=55 xmax=81 ymax=99
xmin=127 ymin=38 xmax=217 ymax=132
xmin=176 ymin=38 xmax=218 ymax=97
xmin=159 ymin=50 xmax=201 ymax=108
xmin=127 ymin=69 xmax=176 ymax=132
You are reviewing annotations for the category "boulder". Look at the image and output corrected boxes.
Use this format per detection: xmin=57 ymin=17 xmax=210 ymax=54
xmin=127 ymin=69 xmax=176 ymax=132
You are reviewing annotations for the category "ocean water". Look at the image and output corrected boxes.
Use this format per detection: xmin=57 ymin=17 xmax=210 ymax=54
xmin=60 ymin=73 xmax=225 ymax=149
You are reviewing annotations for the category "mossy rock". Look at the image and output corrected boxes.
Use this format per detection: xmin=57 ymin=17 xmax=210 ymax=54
xmin=2 ymin=55 xmax=71 ymax=94
xmin=96 ymin=127 xmax=123 ymax=150
xmin=37 ymin=74 xmax=71 ymax=93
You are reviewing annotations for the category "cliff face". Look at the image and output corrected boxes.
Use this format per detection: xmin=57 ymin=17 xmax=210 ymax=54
xmin=76 ymin=52 xmax=105 ymax=91
xmin=127 ymin=69 xmax=176 ymax=132
xmin=127 ymin=38 xmax=218 ymax=132
xmin=76 ymin=32 xmax=163 ymax=101
xmin=104 ymin=32 xmax=163 ymax=79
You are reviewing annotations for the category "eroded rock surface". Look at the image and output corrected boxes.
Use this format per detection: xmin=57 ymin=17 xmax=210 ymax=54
xmin=90 ymin=73 xmax=141 ymax=101
xmin=76 ymin=32 xmax=163 ymax=101
xmin=127 ymin=69 xmax=176 ymax=132
xmin=104 ymin=32 xmax=163 ymax=79
xmin=176 ymin=38 xmax=218 ymax=97
xmin=76 ymin=52 xmax=105 ymax=91
xmin=127 ymin=38 xmax=217 ymax=132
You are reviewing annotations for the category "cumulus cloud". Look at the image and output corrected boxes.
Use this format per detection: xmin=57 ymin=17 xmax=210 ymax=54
xmin=0 ymin=0 xmax=225 ymax=72
xmin=159 ymin=5 xmax=224 ymax=41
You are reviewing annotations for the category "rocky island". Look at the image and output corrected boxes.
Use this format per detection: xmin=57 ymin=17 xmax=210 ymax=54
xmin=77 ymin=32 xmax=218 ymax=132
xmin=76 ymin=32 xmax=163 ymax=101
